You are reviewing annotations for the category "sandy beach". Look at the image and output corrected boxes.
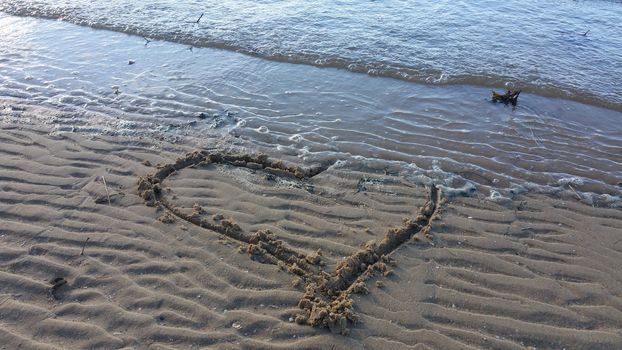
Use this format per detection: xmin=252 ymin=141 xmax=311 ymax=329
xmin=2 ymin=103 xmax=622 ymax=349
xmin=1 ymin=2 xmax=622 ymax=348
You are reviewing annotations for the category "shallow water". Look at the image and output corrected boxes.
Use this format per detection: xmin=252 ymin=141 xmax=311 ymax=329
xmin=1 ymin=0 xmax=622 ymax=110
xmin=1 ymin=14 xmax=621 ymax=207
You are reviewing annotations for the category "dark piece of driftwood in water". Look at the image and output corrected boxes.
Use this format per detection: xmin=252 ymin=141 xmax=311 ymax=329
xmin=491 ymin=90 xmax=521 ymax=106
xmin=582 ymin=29 xmax=590 ymax=36
xmin=196 ymin=13 xmax=204 ymax=23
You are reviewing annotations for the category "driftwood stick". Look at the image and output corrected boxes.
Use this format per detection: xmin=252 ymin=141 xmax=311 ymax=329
xmin=196 ymin=13 xmax=204 ymax=23
xmin=102 ymin=176 xmax=111 ymax=206
xmin=568 ymin=184 xmax=582 ymax=201
xmin=0 ymin=295 xmax=11 ymax=307
xmin=80 ymin=237 xmax=90 ymax=256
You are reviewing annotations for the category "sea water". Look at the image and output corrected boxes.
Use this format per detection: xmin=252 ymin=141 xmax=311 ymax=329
xmin=0 ymin=1 xmax=621 ymax=206
xmin=2 ymin=0 xmax=621 ymax=109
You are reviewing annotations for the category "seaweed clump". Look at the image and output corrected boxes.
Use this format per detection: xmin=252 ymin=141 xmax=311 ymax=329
xmin=492 ymin=89 xmax=521 ymax=106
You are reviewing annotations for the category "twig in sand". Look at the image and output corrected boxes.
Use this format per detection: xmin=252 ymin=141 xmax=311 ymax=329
xmin=568 ymin=184 xmax=582 ymax=201
xmin=80 ymin=237 xmax=90 ymax=256
xmin=0 ymin=295 xmax=12 ymax=307
xmin=102 ymin=176 xmax=111 ymax=206
xmin=196 ymin=13 xmax=204 ymax=23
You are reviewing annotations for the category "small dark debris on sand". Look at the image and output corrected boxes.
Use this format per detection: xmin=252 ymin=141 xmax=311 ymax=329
xmin=50 ymin=277 xmax=68 ymax=299
xmin=194 ymin=110 xmax=239 ymax=129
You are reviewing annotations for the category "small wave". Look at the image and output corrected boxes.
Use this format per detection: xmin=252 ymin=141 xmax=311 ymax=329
xmin=0 ymin=13 xmax=620 ymax=209
xmin=2 ymin=1 xmax=621 ymax=111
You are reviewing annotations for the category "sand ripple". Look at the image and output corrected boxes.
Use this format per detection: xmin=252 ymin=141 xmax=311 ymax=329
xmin=1 ymin=121 xmax=622 ymax=349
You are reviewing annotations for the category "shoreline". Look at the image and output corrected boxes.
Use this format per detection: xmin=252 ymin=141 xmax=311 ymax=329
xmin=1 ymin=9 xmax=621 ymax=113
xmin=0 ymin=98 xmax=622 ymax=208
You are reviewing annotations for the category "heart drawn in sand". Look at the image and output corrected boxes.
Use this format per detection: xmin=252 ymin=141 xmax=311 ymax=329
xmin=137 ymin=150 xmax=442 ymax=335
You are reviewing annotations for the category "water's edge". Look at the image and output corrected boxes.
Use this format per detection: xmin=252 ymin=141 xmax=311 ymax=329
xmin=1 ymin=3 xmax=621 ymax=112
xmin=1 ymin=13 xmax=621 ymax=208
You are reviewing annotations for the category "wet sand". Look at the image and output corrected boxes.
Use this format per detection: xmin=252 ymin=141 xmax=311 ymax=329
xmin=2 ymin=108 xmax=622 ymax=349
xmin=1 ymin=13 xmax=621 ymax=210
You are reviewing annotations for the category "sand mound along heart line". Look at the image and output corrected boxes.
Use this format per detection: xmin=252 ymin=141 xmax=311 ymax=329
xmin=137 ymin=150 xmax=443 ymax=335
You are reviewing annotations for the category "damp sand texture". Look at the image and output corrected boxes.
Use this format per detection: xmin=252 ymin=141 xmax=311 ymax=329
xmin=1 ymin=121 xmax=622 ymax=349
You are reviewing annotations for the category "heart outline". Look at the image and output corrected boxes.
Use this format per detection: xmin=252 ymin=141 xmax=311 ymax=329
xmin=137 ymin=150 xmax=442 ymax=334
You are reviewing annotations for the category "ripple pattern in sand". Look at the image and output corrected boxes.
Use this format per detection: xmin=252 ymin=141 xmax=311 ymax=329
xmin=349 ymin=196 xmax=622 ymax=349
xmin=1 ymin=122 xmax=622 ymax=349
